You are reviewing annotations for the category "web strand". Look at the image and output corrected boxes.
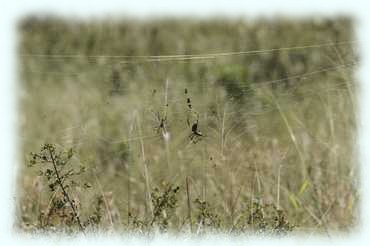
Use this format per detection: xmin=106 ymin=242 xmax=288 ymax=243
xmin=20 ymin=40 xmax=356 ymax=61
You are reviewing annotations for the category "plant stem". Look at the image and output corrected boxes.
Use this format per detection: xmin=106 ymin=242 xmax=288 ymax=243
xmin=277 ymin=164 xmax=282 ymax=210
xmin=136 ymin=112 xmax=154 ymax=218
xmin=93 ymin=169 xmax=114 ymax=229
xmin=48 ymin=148 xmax=85 ymax=232
xmin=186 ymin=176 xmax=193 ymax=233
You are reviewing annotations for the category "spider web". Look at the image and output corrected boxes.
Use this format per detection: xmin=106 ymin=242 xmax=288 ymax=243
xmin=19 ymin=34 xmax=358 ymax=201
xmin=20 ymin=40 xmax=357 ymax=137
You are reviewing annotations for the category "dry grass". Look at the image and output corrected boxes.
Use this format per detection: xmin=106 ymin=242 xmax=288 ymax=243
xmin=16 ymin=16 xmax=358 ymax=235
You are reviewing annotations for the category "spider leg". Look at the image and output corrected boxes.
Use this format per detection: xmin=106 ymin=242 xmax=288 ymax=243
xmin=192 ymin=136 xmax=199 ymax=144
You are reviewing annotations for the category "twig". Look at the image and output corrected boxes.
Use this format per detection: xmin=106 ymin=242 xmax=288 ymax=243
xmin=186 ymin=176 xmax=193 ymax=233
xmin=48 ymin=148 xmax=85 ymax=232
xmin=136 ymin=111 xmax=154 ymax=218
xmin=277 ymin=164 xmax=282 ymax=210
xmin=93 ymin=169 xmax=114 ymax=229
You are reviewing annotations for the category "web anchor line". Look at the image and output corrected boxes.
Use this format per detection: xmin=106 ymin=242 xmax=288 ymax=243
xmin=21 ymin=40 xmax=357 ymax=62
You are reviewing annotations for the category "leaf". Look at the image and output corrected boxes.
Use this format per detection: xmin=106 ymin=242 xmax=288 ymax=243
xmin=298 ymin=179 xmax=310 ymax=196
xmin=78 ymin=165 xmax=86 ymax=174
xmin=28 ymin=159 xmax=36 ymax=167
xmin=67 ymin=148 xmax=74 ymax=159
xmin=288 ymin=194 xmax=299 ymax=209
xmin=83 ymin=182 xmax=92 ymax=189
xmin=45 ymin=168 xmax=53 ymax=178
xmin=49 ymin=183 xmax=55 ymax=192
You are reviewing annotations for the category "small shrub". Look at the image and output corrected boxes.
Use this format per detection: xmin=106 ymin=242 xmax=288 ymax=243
xmin=84 ymin=195 xmax=104 ymax=228
xmin=150 ymin=184 xmax=180 ymax=231
xmin=194 ymin=198 xmax=221 ymax=231
xmin=233 ymin=200 xmax=295 ymax=235
xmin=128 ymin=212 xmax=149 ymax=233
xmin=28 ymin=143 xmax=89 ymax=232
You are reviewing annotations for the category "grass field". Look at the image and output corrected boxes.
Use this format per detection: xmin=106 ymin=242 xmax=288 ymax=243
xmin=16 ymin=16 xmax=358 ymax=235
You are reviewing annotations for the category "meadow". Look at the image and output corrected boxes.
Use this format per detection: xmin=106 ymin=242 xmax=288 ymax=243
xmin=16 ymin=16 xmax=358 ymax=235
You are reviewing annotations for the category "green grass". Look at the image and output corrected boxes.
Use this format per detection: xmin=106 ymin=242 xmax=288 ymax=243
xmin=16 ymin=16 xmax=358 ymax=235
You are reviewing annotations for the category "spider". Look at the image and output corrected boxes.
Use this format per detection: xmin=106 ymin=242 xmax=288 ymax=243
xmin=152 ymin=110 xmax=169 ymax=137
xmin=184 ymin=88 xmax=204 ymax=143
xmin=189 ymin=121 xmax=203 ymax=143
xmin=150 ymin=88 xmax=170 ymax=139
xmin=187 ymin=114 xmax=204 ymax=143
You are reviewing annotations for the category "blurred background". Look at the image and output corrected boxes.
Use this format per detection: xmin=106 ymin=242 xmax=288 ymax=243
xmin=17 ymin=16 xmax=358 ymax=233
